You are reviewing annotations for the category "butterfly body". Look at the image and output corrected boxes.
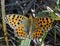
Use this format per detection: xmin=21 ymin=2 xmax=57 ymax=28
xmin=4 ymin=14 xmax=54 ymax=39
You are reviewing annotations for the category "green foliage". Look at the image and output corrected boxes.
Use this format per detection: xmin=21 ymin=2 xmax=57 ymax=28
xmin=19 ymin=38 xmax=31 ymax=46
xmin=40 ymin=32 xmax=48 ymax=46
xmin=54 ymin=27 xmax=56 ymax=46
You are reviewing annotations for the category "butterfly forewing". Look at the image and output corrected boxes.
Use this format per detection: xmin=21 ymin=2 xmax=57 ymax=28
xmin=5 ymin=14 xmax=28 ymax=29
xmin=36 ymin=17 xmax=54 ymax=31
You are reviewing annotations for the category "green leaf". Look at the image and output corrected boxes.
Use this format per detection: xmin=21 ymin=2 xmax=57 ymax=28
xmin=50 ymin=11 xmax=60 ymax=20
xmin=52 ymin=17 xmax=60 ymax=20
xmin=50 ymin=12 xmax=56 ymax=18
xmin=19 ymin=38 xmax=31 ymax=46
xmin=54 ymin=27 xmax=56 ymax=46
xmin=40 ymin=32 xmax=48 ymax=46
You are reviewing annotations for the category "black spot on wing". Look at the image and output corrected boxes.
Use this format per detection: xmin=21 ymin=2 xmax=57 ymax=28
xmin=42 ymin=18 xmax=44 ymax=20
xmin=13 ymin=14 xmax=15 ymax=18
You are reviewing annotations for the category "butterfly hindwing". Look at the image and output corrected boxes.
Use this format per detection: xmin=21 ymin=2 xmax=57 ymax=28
xmin=15 ymin=24 xmax=27 ymax=38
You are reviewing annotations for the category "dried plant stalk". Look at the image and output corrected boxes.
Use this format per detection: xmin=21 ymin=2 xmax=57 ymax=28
xmin=1 ymin=0 xmax=9 ymax=46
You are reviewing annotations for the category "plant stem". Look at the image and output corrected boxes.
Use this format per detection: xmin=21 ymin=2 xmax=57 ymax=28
xmin=40 ymin=32 xmax=48 ymax=46
xmin=1 ymin=0 xmax=9 ymax=46
xmin=54 ymin=27 xmax=56 ymax=46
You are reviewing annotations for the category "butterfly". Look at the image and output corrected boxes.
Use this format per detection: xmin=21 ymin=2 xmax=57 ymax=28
xmin=4 ymin=14 xmax=55 ymax=39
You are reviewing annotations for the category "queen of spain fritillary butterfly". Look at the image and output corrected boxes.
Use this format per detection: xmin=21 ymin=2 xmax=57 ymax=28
xmin=4 ymin=14 xmax=55 ymax=39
